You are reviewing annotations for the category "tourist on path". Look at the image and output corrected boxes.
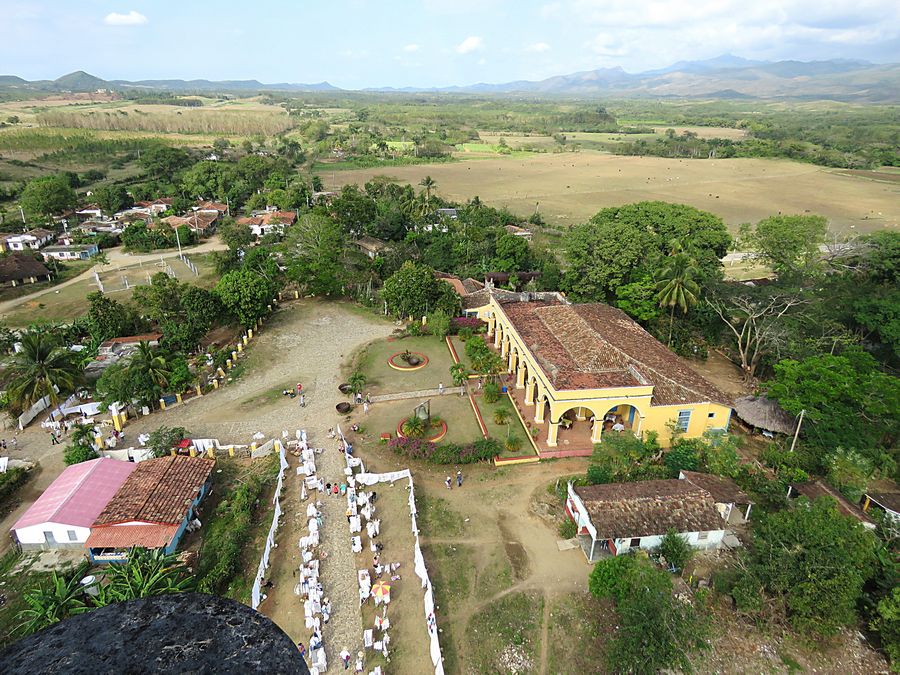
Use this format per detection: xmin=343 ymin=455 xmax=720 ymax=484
xmin=340 ymin=648 xmax=351 ymax=670
xmin=438 ymin=382 xmax=444 ymax=395
xmin=297 ymin=643 xmax=306 ymax=660
xmin=456 ymin=470 xmax=463 ymax=487
xmin=445 ymin=476 xmax=452 ymax=490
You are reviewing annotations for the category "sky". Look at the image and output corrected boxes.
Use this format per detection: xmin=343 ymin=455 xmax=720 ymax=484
xmin=1 ymin=1 xmax=898 ymax=88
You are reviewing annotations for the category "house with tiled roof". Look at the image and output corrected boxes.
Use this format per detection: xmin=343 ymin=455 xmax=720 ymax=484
xmin=11 ymin=458 xmax=136 ymax=550
xmin=566 ymin=479 xmax=727 ymax=561
xmin=679 ymin=470 xmax=752 ymax=524
xmin=788 ymin=480 xmax=876 ymax=530
xmin=479 ymin=293 xmax=732 ymax=454
xmin=237 ymin=208 xmax=297 ymax=238
xmin=0 ymin=254 xmax=52 ymax=287
xmin=3 ymin=228 xmax=55 ymax=252
xmin=86 ymin=454 xmax=215 ymax=562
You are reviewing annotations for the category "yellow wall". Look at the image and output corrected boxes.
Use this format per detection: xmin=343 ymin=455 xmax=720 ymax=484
xmin=485 ymin=297 xmax=731 ymax=447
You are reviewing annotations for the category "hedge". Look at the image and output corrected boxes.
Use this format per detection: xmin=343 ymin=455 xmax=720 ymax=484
xmin=449 ymin=317 xmax=486 ymax=334
xmin=388 ymin=437 xmax=500 ymax=464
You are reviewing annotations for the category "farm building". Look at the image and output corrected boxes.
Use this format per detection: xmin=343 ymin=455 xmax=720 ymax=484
xmin=86 ymin=454 xmax=215 ymax=563
xmin=788 ymin=480 xmax=877 ymax=530
xmin=41 ymin=243 xmax=100 ymax=261
xmin=679 ymin=470 xmax=753 ymax=524
xmin=566 ymin=480 xmax=727 ymax=562
xmin=469 ymin=292 xmax=732 ymax=453
xmin=0 ymin=254 xmax=52 ymax=287
xmin=733 ymin=395 xmax=798 ymax=436
xmin=11 ymin=458 xmax=136 ymax=551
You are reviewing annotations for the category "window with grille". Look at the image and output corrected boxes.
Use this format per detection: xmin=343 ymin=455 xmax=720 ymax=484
xmin=676 ymin=410 xmax=692 ymax=432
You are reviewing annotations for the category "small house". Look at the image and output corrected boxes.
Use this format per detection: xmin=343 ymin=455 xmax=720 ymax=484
xmin=679 ymin=470 xmax=752 ymax=524
xmin=788 ymin=480 xmax=877 ymax=530
xmin=41 ymin=244 xmax=100 ymax=261
xmin=733 ymin=395 xmax=798 ymax=437
xmin=504 ymin=224 xmax=533 ymax=240
xmin=238 ymin=209 xmax=297 ymax=238
xmin=11 ymin=458 xmax=137 ymax=550
xmin=86 ymin=455 xmax=215 ymax=563
xmin=566 ymin=479 xmax=727 ymax=562
xmin=4 ymin=228 xmax=55 ymax=251
xmin=354 ymin=235 xmax=390 ymax=259
xmin=76 ymin=205 xmax=103 ymax=221
xmin=0 ymin=254 xmax=52 ymax=287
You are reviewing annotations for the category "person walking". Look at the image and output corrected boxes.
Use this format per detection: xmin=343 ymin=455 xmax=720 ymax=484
xmin=340 ymin=648 xmax=351 ymax=670
xmin=297 ymin=642 xmax=306 ymax=660
xmin=438 ymin=381 xmax=444 ymax=395
xmin=456 ymin=470 xmax=463 ymax=487
xmin=363 ymin=401 xmax=369 ymax=414
xmin=299 ymin=393 xmax=306 ymax=407
xmin=445 ymin=476 xmax=452 ymax=490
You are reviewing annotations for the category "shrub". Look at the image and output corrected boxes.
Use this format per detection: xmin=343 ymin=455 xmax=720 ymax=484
xmin=388 ymin=436 xmax=500 ymax=464
xmin=872 ymin=588 xmax=900 ymax=668
xmin=588 ymin=554 xmax=637 ymax=600
xmin=0 ymin=465 xmax=33 ymax=505
xmin=483 ymin=382 xmax=501 ymax=404
xmin=558 ymin=518 xmax=577 ymax=539
xmin=493 ymin=408 xmax=510 ymax=425
xmin=146 ymin=426 xmax=187 ymax=458
xmin=457 ymin=327 xmax=474 ymax=342
xmin=428 ymin=310 xmax=451 ymax=340
xmin=664 ymin=442 xmax=700 ymax=477
xmin=450 ymin=317 xmax=485 ymax=334
xmin=64 ymin=443 xmax=97 ymax=466
xmin=657 ymin=530 xmax=694 ymax=570
xmin=505 ymin=435 xmax=522 ymax=453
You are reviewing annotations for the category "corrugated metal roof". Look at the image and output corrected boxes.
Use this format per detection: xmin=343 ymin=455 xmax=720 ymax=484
xmin=12 ymin=458 xmax=136 ymax=531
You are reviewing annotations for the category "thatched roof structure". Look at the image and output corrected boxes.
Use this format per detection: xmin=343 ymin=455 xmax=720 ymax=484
xmin=734 ymin=395 xmax=797 ymax=435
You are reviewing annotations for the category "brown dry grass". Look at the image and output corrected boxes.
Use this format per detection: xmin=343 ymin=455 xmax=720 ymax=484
xmin=329 ymin=152 xmax=900 ymax=232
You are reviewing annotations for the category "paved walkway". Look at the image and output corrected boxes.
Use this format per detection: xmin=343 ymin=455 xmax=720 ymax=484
xmin=369 ymin=386 xmax=463 ymax=403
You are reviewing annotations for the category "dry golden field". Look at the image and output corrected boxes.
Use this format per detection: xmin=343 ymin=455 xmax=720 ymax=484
xmin=328 ymin=151 xmax=900 ymax=232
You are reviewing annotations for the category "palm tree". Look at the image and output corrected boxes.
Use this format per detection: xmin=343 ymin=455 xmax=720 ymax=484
xmin=418 ymin=175 xmax=437 ymax=202
xmin=348 ymin=371 xmax=367 ymax=396
xmin=449 ymin=363 xmax=467 ymax=393
xmin=96 ymin=548 xmax=193 ymax=604
xmin=127 ymin=342 xmax=171 ymax=406
xmin=7 ymin=332 xmax=83 ymax=413
xmin=402 ymin=415 xmax=426 ymax=438
xmin=655 ymin=253 xmax=701 ymax=347
xmin=16 ymin=563 xmax=91 ymax=636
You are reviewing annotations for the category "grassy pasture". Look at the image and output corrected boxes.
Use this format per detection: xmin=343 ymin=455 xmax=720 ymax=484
xmin=328 ymin=151 xmax=900 ymax=232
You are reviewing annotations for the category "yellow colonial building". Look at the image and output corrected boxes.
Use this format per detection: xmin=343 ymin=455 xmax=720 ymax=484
xmin=465 ymin=291 xmax=732 ymax=456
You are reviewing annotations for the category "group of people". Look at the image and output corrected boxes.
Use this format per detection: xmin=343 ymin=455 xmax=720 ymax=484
xmin=444 ymin=469 xmax=463 ymax=490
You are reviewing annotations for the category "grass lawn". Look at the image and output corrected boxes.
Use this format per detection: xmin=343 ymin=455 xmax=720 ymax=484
xmin=546 ymin=592 xmax=614 ymax=674
xmin=356 ymin=335 xmax=456 ymax=396
xmin=466 ymin=590 xmax=544 ymax=674
xmin=478 ymin=393 xmax=535 ymax=458
xmin=363 ymin=395 xmax=482 ymax=445
xmin=2 ymin=252 xmax=217 ymax=327
xmin=447 ymin=335 xmax=477 ymax=374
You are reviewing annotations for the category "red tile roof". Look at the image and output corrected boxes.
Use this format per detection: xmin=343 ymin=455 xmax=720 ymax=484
xmin=575 ymin=480 xmax=725 ymax=539
xmin=792 ymin=480 xmax=875 ymax=527
xmin=680 ymin=471 xmax=751 ymax=505
xmin=501 ymin=301 xmax=730 ymax=405
xmin=85 ymin=523 xmax=180 ymax=550
xmin=100 ymin=333 xmax=162 ymax=347
xmin=93 ymin=455 xmax=214 ymax=526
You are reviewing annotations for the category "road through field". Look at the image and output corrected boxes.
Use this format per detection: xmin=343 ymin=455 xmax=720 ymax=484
xmin=329 ymin=152 xmax=900 ymax=232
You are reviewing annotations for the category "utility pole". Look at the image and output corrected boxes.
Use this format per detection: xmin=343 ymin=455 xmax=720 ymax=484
xmin=789 ymin=409 xmax=805 ymax=453
xmin=174 ymin=224 xmax=183 ymax=257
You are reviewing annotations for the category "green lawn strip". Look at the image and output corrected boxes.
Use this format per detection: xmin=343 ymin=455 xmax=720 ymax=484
xmin=480 ymin=394 xmax=534 ymax=458
xmin=366 ymin=395 xmax=482 ymax=446
xmin=546 ymin=592 xmax=614 ymax=674
xmin=415 ymin=493 xmax=466 ymax=537
xmin=466 ymin=590 xmax=544 ymax=674
xmin=474 ymin=544 xmax=514 ymax=600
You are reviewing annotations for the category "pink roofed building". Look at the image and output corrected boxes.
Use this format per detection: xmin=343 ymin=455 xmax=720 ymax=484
xmin=11 ymin=458 xmax=136 ymax=550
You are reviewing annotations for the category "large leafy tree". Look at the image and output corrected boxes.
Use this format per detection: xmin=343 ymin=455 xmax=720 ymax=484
xmin=6 ymin=332 xmax=83 ymax=413
xmin=741 ymin=496 xmax=876 ymax=636
xmin=140 ymin=146 xmax=191 ymax=181
xmin=86 ymin=292 xmax=144 ymax=345
xmin=563 ymin=201 xmax=730 ymax=303
xmin=215 ymin=269 xmax=276 ymax=327
xmin=590 ymin=555 xmax=709 ymax=673
xmin=20 ymin=175 xmax=77 ymax=219
xmin=93 ymin=184 xmax=133 ymax=215
xmin=330 ymin=183 xmax=376 ymax=236
xmin=492 ymin=233 xmax=532 ymax=273
xmin=381 ymin=261 xmax=460 ymax=319
xmin=740 ymin=214 xmax=827 ymax=280
xmin=764 ymin=347 xmax=900 ymax=461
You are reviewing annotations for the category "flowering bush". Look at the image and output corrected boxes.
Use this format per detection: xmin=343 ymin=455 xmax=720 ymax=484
xmin=388 ymin=436 xmax=500 ymax=464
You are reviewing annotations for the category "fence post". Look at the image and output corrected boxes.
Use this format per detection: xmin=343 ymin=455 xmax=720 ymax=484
xmin=207 ymin=448 xmax=215 ymax=459
xmin=159 ymin=398 xmax=166 ymax=410
xmin=195 ymin=384 xmax=202 ymax=397
xmin=212 ymin=379 xmax=219 ymax=389
xmin=228 ymin=445 xmax=235 ymax=457
xmin=176 ymin=393 xmax=183 ymax=405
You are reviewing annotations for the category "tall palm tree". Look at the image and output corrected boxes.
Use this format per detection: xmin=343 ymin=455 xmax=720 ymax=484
xmin=16 ymin=563 xmax=91 ymax=636
xmin=348 ymin=371 xmax=367 ymax=396
xmin=7 ymin=332 xmax=83 ymax=413
xmin=127 ymin=342 xmax=171 ymax=405
xmin=418 ymin=175 xmax=437 ymax=202
xmin=655 ymin=253 xmax=701 ymax=347
xmin=96 ymin=548 xmax=194 ymax=604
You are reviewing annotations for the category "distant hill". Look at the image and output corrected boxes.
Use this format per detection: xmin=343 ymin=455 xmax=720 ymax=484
xmin=1 ymin=56 xmax=897 ymax=101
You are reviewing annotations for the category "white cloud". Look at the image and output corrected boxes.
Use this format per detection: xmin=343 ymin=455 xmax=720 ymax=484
xmin=403 ymin=44 xmax=420 ymax=52
xmin=104 ymin=10 xmax=148 ymax=26
xmin=456 ymin=36 xmax=483 ymax=54
xmin=526 ymin=42 xmax=552 ymax=53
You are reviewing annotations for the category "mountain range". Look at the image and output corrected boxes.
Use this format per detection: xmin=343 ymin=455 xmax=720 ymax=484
xmin=2 ymin=55 xmax=898 ymax=101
